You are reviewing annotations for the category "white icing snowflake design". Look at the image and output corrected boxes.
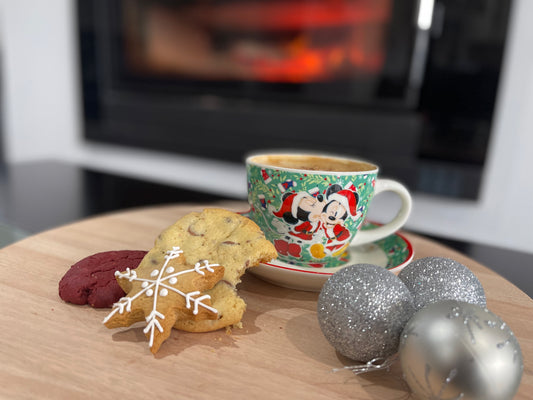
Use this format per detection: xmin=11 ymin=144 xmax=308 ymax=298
xmin=103 ymin=246 xmax=219 ymax=348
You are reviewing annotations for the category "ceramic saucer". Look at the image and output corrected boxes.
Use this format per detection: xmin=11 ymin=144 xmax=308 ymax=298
xmin=250 ymin=223 xmax=414 ymax=292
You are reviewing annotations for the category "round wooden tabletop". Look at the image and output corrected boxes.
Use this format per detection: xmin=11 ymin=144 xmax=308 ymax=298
xmin=0 ymin=201 xmax=531 ymax=399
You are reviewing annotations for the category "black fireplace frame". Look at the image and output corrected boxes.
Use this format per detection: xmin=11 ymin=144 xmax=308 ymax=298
xmin=77 ymin=0 xmax=512 ymax=199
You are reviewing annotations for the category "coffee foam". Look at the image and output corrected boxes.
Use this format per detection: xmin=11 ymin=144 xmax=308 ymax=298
xmin=249 ymin=154 xmax=376 ymax=173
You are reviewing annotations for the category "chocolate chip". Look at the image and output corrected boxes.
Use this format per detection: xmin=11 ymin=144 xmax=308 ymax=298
xmin=188 ymin=226 xmax=204 ymax=237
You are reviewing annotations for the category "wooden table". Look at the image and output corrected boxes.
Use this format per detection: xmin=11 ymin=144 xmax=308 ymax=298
xmin=1 ymin=202 xmax=531 ymax=399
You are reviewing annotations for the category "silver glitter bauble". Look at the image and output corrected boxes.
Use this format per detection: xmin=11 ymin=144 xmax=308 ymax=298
xmin=398 ymin=256 xmax=486 ymax=311
xmin=317 ymin=264 xmax=415 ymax=362
xmin=400 ymin=300 xmax=523 ymax=400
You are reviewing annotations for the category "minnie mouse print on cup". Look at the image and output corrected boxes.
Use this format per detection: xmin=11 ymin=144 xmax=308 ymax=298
xmin=246 ymin=153 xmax=412 ymax=268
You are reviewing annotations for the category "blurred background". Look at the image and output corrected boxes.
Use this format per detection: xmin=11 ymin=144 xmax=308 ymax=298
xmin=0 ymin=0 xmax=531 ymax=254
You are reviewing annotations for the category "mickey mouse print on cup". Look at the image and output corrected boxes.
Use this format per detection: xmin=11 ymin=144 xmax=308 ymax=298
xmin=246 ymin=153 xmax=412 ymax=268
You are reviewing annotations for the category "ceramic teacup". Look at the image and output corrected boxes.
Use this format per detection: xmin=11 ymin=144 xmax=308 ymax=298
xmin=246 ymin=153 xmax=412 ymax=268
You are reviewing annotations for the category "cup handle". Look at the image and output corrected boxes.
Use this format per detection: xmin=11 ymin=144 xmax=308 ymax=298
xmin=350 ymin=179 xmax=412 ymax=247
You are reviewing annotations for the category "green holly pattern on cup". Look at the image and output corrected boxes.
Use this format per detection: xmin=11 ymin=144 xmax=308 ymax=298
xmin=247 ymin=164 xmax=378 ymax=268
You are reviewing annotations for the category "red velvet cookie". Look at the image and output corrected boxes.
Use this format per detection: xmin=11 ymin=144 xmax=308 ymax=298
xmin=59 ymin=250 xmax=147 ymax=308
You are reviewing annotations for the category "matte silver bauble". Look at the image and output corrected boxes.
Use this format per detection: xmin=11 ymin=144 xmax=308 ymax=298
xmin=400 ymin=300 xmax=523 ymax=400
xmin=398 ymin=256 xmax=486 ymax=310
xmin=317 ymin=264 xmax=415 ymax=362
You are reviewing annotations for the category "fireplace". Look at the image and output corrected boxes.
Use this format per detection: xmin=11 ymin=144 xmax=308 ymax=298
xmin=78 ymin=0 xmax=511 ymax=199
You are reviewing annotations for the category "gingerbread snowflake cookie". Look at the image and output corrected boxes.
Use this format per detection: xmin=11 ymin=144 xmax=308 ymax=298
xmin=103 ymin=247 xmax=224 ymax=353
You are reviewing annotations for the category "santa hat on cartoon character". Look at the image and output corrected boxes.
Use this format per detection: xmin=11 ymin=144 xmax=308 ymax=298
xmin=328 ymin=189 xmax=358 ymax=218
xmin=273 ymin=192 xmax=308 ymax=219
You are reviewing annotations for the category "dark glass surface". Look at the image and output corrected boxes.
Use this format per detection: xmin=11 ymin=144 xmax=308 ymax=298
xmin=0 ymin=161 xmax=238 ymax=234
xmin=424 ymin=235 xmax=533 ymax=301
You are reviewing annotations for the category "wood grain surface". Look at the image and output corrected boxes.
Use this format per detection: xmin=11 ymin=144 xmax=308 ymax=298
xmin=0 ymin=201 xmax=531 ymax=399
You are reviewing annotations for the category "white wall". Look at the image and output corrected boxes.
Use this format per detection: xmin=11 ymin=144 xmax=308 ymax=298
xmin=1 ymin=0 xmax=532 ymax=253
